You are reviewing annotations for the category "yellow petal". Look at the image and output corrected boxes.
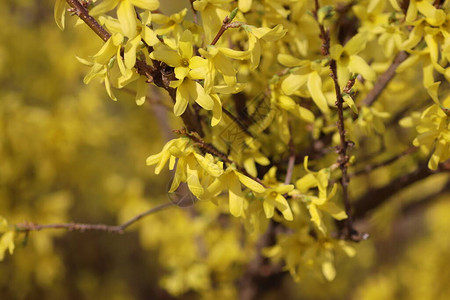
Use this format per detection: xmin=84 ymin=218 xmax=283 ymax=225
xmin=194 ymin=153 xmax=223 ymax=177
xmin=130 ymin=0 xmax=160 ymax=10
xmin=402 ymin=24 xmax=423 ymax=50
xmin=124 ymin=34 xmax=141 ymax=69
xmin=277 ymin=54 xmax=306 ymax=67
xmin=179 ymin=30 xmax=194 ymax=59
xmin=174 ymin=83 xmax=190 ymax=116
xmin=135 ymin=76 xmax=148 ymax=106
xmin=90 ymin=0 xmax=120 ymax=16
xmin=228 ymin=174 xmax=244 ymax=217
xmin=94 ymin=37 xmax=120 ymax=65
xmin=278 ymin=95 xmax=296 ymax=111
xmin=143 ymin=27 xmax=160 ymax=46
xmin=344 ymin=33 xmax=367 ymax=55
xmin=322 ymin=260 xmax=336 ymax=281
xmin=343 ymin=93 xmax=358 ymax=114
xmin=239 ymin=0 xmax=252 ymax=13
xmin=235 ymin=171 xmax=265 ymax=193
xmin=426 ymin=81 xmax=441 ymax=105
xmin=104 ymin=75 xmax=117 ymax=101
xmin=252 ymin=24 xmax=286 ymax=42
xmin=405 ymin=0 xmax=417 ymax=23
xmin=193 ymin=82 xmax=214 ymax=110
xmin=307 ymin=72 xmax=330 ymax=114
xmin=54 ymin=0 xmax=66 ymax=30
xmin=211 ymin=94 xmax=222 ymax=126
xmin=0 ymin=231 xmax=15 ymax=261
xmin=348 ymin=55 xmax=376 ymax=81
xmin=249 ymin=34 xmax=261 ymax=70
xmin=117 ymin=0 xmax=137 ymax=38
xmin=151 ymin=46 xmax=182 ymax=66
xmin=297 ymin=105 xmax=315 ymax=123
xmin=275 ymin=194 xmax=293 ymax=221
xmin=416 ymin=0 xmax=446 ymax=26
xmin=281 ymin=73 xmax=308 ymax=95
xmin=309 ymin=204 xmax=326 ymax=235
xmin=319 ymin=202 xmax=348 ymax=220
xmin=263 ymin=196 xmax=275 ymax=218
xmin=428 ymin=138 xmax=446 ymax=170
xmin=218 ymin=47 xmax=250 ymax=60
xmin=175 ymin=66 xmax=190 ymax=80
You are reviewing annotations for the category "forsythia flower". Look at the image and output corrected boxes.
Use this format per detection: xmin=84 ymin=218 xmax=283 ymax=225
xmin=295 ymin=157 xmax=347 ymax=235
xmin=151 ymin=30 xmax=213 ymax=116
xmin=400 ymin=98 xmax=450 ymax=170
xmin=90 ymin=0 xmax=160 ymax=37
xmin=258 ymin=167 xmax=294 ymax=221
xmin=278 ymin=54 xmax=330 ymax=115
xmin=330 ymin=33 xmax=376 ymax=87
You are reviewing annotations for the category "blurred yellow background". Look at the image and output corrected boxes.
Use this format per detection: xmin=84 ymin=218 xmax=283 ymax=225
xmin=0 ymin=1 xmax=449 ymax=299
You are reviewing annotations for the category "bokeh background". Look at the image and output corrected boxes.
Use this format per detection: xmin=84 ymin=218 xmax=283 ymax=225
xmin=1 ymin=0 xmax=449 ymax=299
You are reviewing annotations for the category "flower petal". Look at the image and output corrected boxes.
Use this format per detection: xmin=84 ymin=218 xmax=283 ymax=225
xmin=307 ymin=72 xmax=330 ymax=114
xmin=117 ymin=0 xmax=137 ymax=38
xmin=130 ymin=0 xmax=160 ymax=11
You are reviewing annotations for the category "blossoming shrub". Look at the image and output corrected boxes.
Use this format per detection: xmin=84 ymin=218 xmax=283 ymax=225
xmin=1 ymin=0 xmax=449 ymax=298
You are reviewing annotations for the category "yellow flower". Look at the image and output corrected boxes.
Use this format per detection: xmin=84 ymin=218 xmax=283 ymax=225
xmin=150 ymin=30 xmax=213 ymax=116
xmin=401 ymin=98 xmax=450 ymax=170
xmin=243 ymin=24 xmax=287 ymax=70
xmin=330 ymin=33 xmax=376 ymax=87
xmin=257 ymin=167 xmax=294 ymax=221
xmin=210 ymin=166 xmax=265 ymax=217
xmin=193 ymin=0 xmax=232 ymax=42
xmin=90 ymin=0 xmax=160 ymax=38
xmin=278 ymin=54 xmax=330 ymax=115
xmin=295 ymin=157 xmax=347 ymax=235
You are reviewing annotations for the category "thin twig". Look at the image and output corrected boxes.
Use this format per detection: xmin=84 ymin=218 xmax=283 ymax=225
xmin=362 ymin=51 xmax=409 ymax=107
xmin=353 ymin=160 xmax=450 ymax=220
xmin=351 ymin=146 xmax=418 ymax=178
xmin=66 ymin=0 xmax=111 ymax=41
xmin=188 ymin=0 xmax=198 ymax=24
xmin=210 ymin=8 xmax=240 ymax=45
xmin=284 ymin=132 xmax=295 ymax=185
xmin=15 ymin=202 xmax=174 ymax=234
xmin=313 ymin=0 xmax=356 ymax=239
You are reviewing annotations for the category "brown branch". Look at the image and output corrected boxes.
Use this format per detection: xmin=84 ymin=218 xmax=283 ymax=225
xmin=312 ymin=0 xmax=330 ymax=56
xmin=330 ymin=60 xmax=357 ymax=239
xmin=400 ymin=180 xmax=450 ymax=216
xmin=66 ymin=0 xmax=111 ymax=41
xmin=351 ymin=147 xmax=418 ymax=178
xmin=210 ymin=8 xmax=240 ymax=45
xmin=284 ymin=133 xmax=295 ymax=185
xmin=362 ymin=51 xmax=409 ymax=107
xmin=239 ymin=221 xmax=282 ymax=300
xmin=15 ymin=202 xmax=174 ymax=234
xmin=188 ymin=0 xmax=198 ymax=24
xmin=353 ymin=161 xmax=450 ymax=220
xmin=312 ymin=0 xmax=356 ymax=239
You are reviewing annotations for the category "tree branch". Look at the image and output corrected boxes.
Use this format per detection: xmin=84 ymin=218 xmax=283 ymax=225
xmin=313 ymin=0 xmax=357 ymax=239
xmin=362 ymin=51 xmax=409 ymax=107
xmin=15 ymin=202 xmax=174 ymax=234
xmin=353 ymin=161 xmax=450 ymax=220
xmin=66 ymin=0 xmax=111 ymax=41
